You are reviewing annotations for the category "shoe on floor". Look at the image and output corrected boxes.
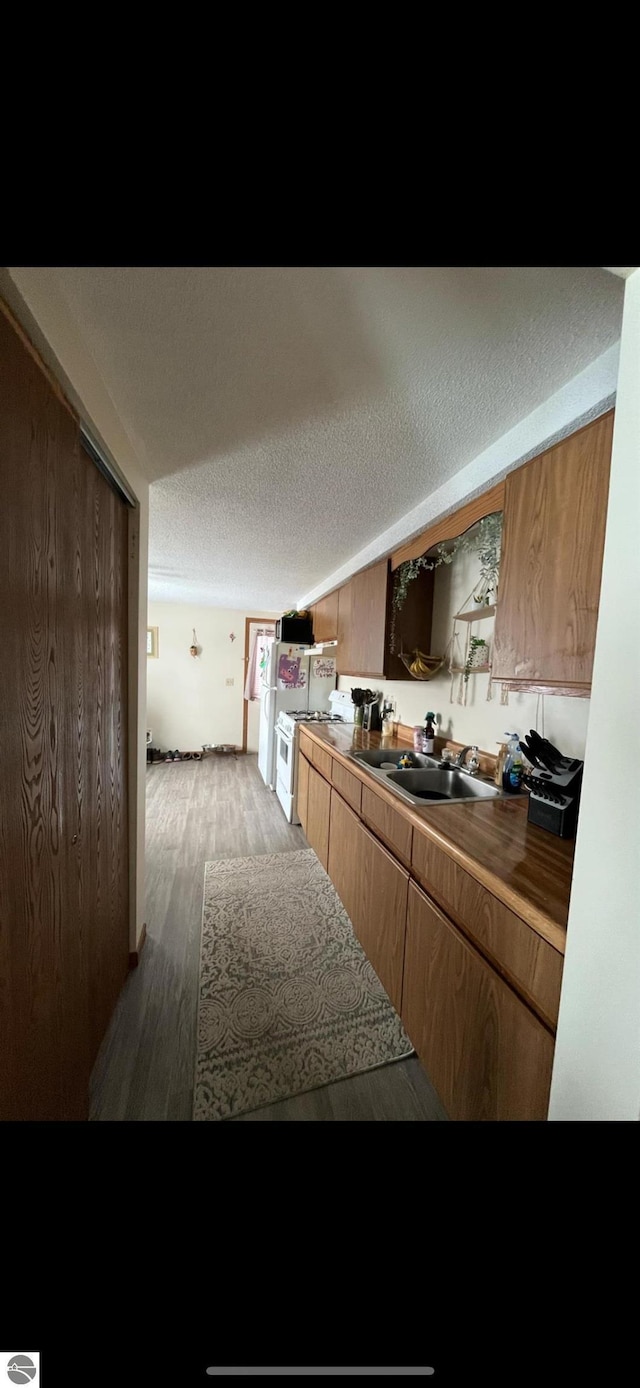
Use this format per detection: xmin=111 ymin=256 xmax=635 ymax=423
xmin=173 ymin=749 xmax=182 ymax=761
xmin=165 ymin=750 xmax=174 ymax=761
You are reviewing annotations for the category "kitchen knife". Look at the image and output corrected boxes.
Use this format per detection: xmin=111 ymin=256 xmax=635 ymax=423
xmin=527 ymin=729 xmax=565 ymax=763
xmin=525 ymin=731 xmax=560 ymax=773
xmin=520 ymin=740 xmax=544 ymax=769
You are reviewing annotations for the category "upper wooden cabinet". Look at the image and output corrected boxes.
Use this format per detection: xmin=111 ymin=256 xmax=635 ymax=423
xmin=311 ymin=590 xmax=339 ymax=644
xmin=336 ymin=558 xmax=434 ymax=679
xmin=338 ymin=561 xmax=388 ymax=676
xmin=492 ymin=411 xmax=614 ymax=693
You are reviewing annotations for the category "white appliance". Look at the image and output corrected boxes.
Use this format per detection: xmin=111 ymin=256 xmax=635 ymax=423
xmin=257 ymin=640 xmax=338 ymax=791
xmin=275 ymin=709 xmax=346 ymax=824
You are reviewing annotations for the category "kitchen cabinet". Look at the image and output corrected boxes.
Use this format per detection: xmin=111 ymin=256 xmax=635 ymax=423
xmin=327 ymin=789 xmax=362 ymax=931
xmin=328 ymin=789 xmax=409 ymax=1013
xmin=306 ymin=763 xmax=331 ymax=870
xmin=402 ymin=882 xmax=555 ymax=1121
xmin=311 ymin=590 xmax=339 ymax=644
xmin=299 ymin=725 xmax=561 ymax=1120
xmin=492 ymin=410 xmax=614 ymax=692
xmin=361 ymin=785 xmax=413 ymax=869
xmin=298 ymin=752 xmax=310 ymax=835
xmin=411 ymin=827 xmax=564 ymax=1030
xmin=337 ymin=561 xmax=387 ymax=676
xmin=336 ymin=557 xmax=435 ymax=680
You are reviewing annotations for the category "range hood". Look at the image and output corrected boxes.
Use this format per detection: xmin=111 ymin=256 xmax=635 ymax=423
xmin=305 ymin=639 xmax=338 ymax=655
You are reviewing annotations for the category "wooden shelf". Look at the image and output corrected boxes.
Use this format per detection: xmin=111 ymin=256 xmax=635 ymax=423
xmin=455 ymin=604 xmax=496 ymax=622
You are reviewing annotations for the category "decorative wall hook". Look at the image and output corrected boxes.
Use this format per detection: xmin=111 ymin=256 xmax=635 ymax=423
xmin=190 ymin=627 xmax=200 ymax=658
xmin=229 ymin=632 xmax=236 ymax=643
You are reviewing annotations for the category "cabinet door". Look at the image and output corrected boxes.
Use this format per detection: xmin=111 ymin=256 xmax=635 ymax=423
xmin=492 ymin=411 xmax=613 ymax=690
xmin=337 ymin=578 xmax=355 ymax=674
xmin=402 ymin=883 xmax=554 ymax=1121
xmin=351 ymin=560 xmax=388 ymax=676
xmin=313 ymin=590 xmax=339 ymax=643
xmin=357 ymin=824 xmax=409 ymax=1014
xmin=328 ymin=791 xmax=409 ymax=1014
xmin=328 ymin=789 xmax=363 ymax=929
xmin=298 ymin=751 xmax=310 ymax=835
xmin=337 ymin=560 xmax=388 ymax=676
xmin=306 ymin=764 xmax=331 ymax=870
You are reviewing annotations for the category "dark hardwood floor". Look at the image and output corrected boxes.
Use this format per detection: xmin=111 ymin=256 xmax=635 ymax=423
xmin=90 ymin=754 xmax=447 ymax=1121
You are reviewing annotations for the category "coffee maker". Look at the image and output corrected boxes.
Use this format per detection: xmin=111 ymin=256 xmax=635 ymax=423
xmin=363 ymin=691 xmax=382 ymax=732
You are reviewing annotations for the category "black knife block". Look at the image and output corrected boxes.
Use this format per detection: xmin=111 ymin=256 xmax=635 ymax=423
xmin=524 ymin=759 xmax=584 ymax=839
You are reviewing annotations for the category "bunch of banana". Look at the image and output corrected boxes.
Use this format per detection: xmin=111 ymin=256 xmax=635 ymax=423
xmin=409 ymin=649 xmax=435 ymax=677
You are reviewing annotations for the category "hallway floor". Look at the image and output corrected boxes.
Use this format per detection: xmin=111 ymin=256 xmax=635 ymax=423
xmin=90 ymin=754 xmax=446 ymax=1121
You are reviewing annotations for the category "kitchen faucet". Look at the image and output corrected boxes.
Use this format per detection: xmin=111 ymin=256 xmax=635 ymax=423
xmin=455 ymin=745 xmax=480 ymax=773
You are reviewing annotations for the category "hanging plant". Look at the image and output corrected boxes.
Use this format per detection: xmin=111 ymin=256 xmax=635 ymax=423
xmin=390 ymin=512 xmax=502 ymax=653
xmin=463 ymin=635 xmax=488 ymax=684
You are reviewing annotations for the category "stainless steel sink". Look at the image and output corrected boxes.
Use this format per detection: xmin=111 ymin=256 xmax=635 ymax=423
xmin=350 ymin=748 xmax=441 ymax=771
xmin=347 ymin=747 xmax=510 ymax=807
xmin=385 ymin=768 xmax=503 ymax=805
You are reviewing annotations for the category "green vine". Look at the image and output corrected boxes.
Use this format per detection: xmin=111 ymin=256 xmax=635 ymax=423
xmin=464 ymin=636 xmax=488 ymax=684
xmin=390 ymin=512 xmax=502 ymax=654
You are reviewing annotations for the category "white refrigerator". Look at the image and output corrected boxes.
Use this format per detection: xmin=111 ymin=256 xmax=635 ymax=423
xmin=257 ymin=641 xmax=337 ymax=790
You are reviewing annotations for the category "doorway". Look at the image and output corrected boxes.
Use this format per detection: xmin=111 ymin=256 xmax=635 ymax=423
xmin=242 ymin=618 xmax=276 ymax=752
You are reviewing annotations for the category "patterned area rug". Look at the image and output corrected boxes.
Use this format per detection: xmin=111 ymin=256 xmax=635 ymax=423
xmin=193 ymin=849 xmax=413 ymax=1120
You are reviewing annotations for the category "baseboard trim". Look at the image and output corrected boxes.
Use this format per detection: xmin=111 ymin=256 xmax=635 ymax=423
xmin=129 ymin=922 xmax=147 ymax=969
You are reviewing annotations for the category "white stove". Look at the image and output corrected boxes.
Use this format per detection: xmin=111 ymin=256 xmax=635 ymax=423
xmin=277 ymin=710 xmax=345 ymax=734
xmin=274 ymin=709 xmax=346 ymax=823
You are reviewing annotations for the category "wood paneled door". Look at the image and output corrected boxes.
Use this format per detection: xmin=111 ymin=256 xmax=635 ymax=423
xmin=0 ymin=303 xmax=130 ymax=1120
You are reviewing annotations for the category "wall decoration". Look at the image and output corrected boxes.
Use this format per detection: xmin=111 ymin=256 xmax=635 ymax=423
xmin=229 ymin=632 xmax=236 ymax=642
xmin=147 ymin=626 xmax=159 ymax=658
xmin=278 ymin=654 xmax=307 ymax=690
xmin=312 ymin=657 xmax=336 ymax=679
xmin=190 ymin=627 xmax=200 ymax=658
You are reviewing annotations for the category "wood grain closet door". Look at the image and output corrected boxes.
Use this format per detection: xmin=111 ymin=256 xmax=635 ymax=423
xmin=0 ymin=305 xmax=129 ymax=1119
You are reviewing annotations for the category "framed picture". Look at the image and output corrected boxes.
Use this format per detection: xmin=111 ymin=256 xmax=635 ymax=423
xmin=147 ymin=626 xmax=159 ymax=658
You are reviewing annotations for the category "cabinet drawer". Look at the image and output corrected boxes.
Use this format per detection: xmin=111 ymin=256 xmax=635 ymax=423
xmin=310 ymin=742 xmax=333 ymax=782
xmin=361 ymin=785 xmax=412 ymax=868
xmin=411 ymin=829 xmax=563 ymax=1030
xmin=298 ymin=728 xmax=314 ymax=760
xmin=330 ymin=759 xmax=362 ymax=814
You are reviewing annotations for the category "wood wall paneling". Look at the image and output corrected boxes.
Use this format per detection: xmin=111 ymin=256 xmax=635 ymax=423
xmin=385 ymin=564 xmax=435 ymax=682
xmin=0 ymin=304 xmax=129 ymax=1120
xmin=402 ymin=883 xmax=555 ymax=1121
xmin=492 ymin=412 xmax=613 ymax=688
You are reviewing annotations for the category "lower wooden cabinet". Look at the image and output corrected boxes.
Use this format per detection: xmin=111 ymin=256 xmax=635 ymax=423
xmin=297 ymin=751 xmax=310 ymax=835
xmin=328 ymin=789 xmax=408 ymax=1014
xmin=306 ymin=763 xmax=331 ymax=870
xmin=401 ymin=882 xmax=555 ymax=1121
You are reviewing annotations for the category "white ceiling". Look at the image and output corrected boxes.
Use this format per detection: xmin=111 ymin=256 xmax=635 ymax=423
xmin=39 ymin=266 xmax=624 ymax=609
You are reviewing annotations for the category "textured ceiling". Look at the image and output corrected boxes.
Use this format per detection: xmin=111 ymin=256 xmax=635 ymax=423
xmin=44 ymin=266 xmax=624 ymax=609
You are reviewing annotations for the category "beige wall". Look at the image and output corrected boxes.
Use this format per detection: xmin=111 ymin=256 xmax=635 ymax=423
xmin=549 ymin=270 xmax=640 ymax=1121
xmin=338 ymin=544 xmax=591 ymax=760
xmin=147 ymin=603 xmax=279 ymax=752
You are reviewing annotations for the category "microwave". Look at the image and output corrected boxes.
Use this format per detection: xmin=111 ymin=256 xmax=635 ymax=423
xmin=275 ymin=615 xmax=314 ymax=644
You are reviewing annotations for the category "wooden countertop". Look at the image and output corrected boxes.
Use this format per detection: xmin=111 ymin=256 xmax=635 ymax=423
xmin=299 ymin=723 xmax=574 ymax=953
